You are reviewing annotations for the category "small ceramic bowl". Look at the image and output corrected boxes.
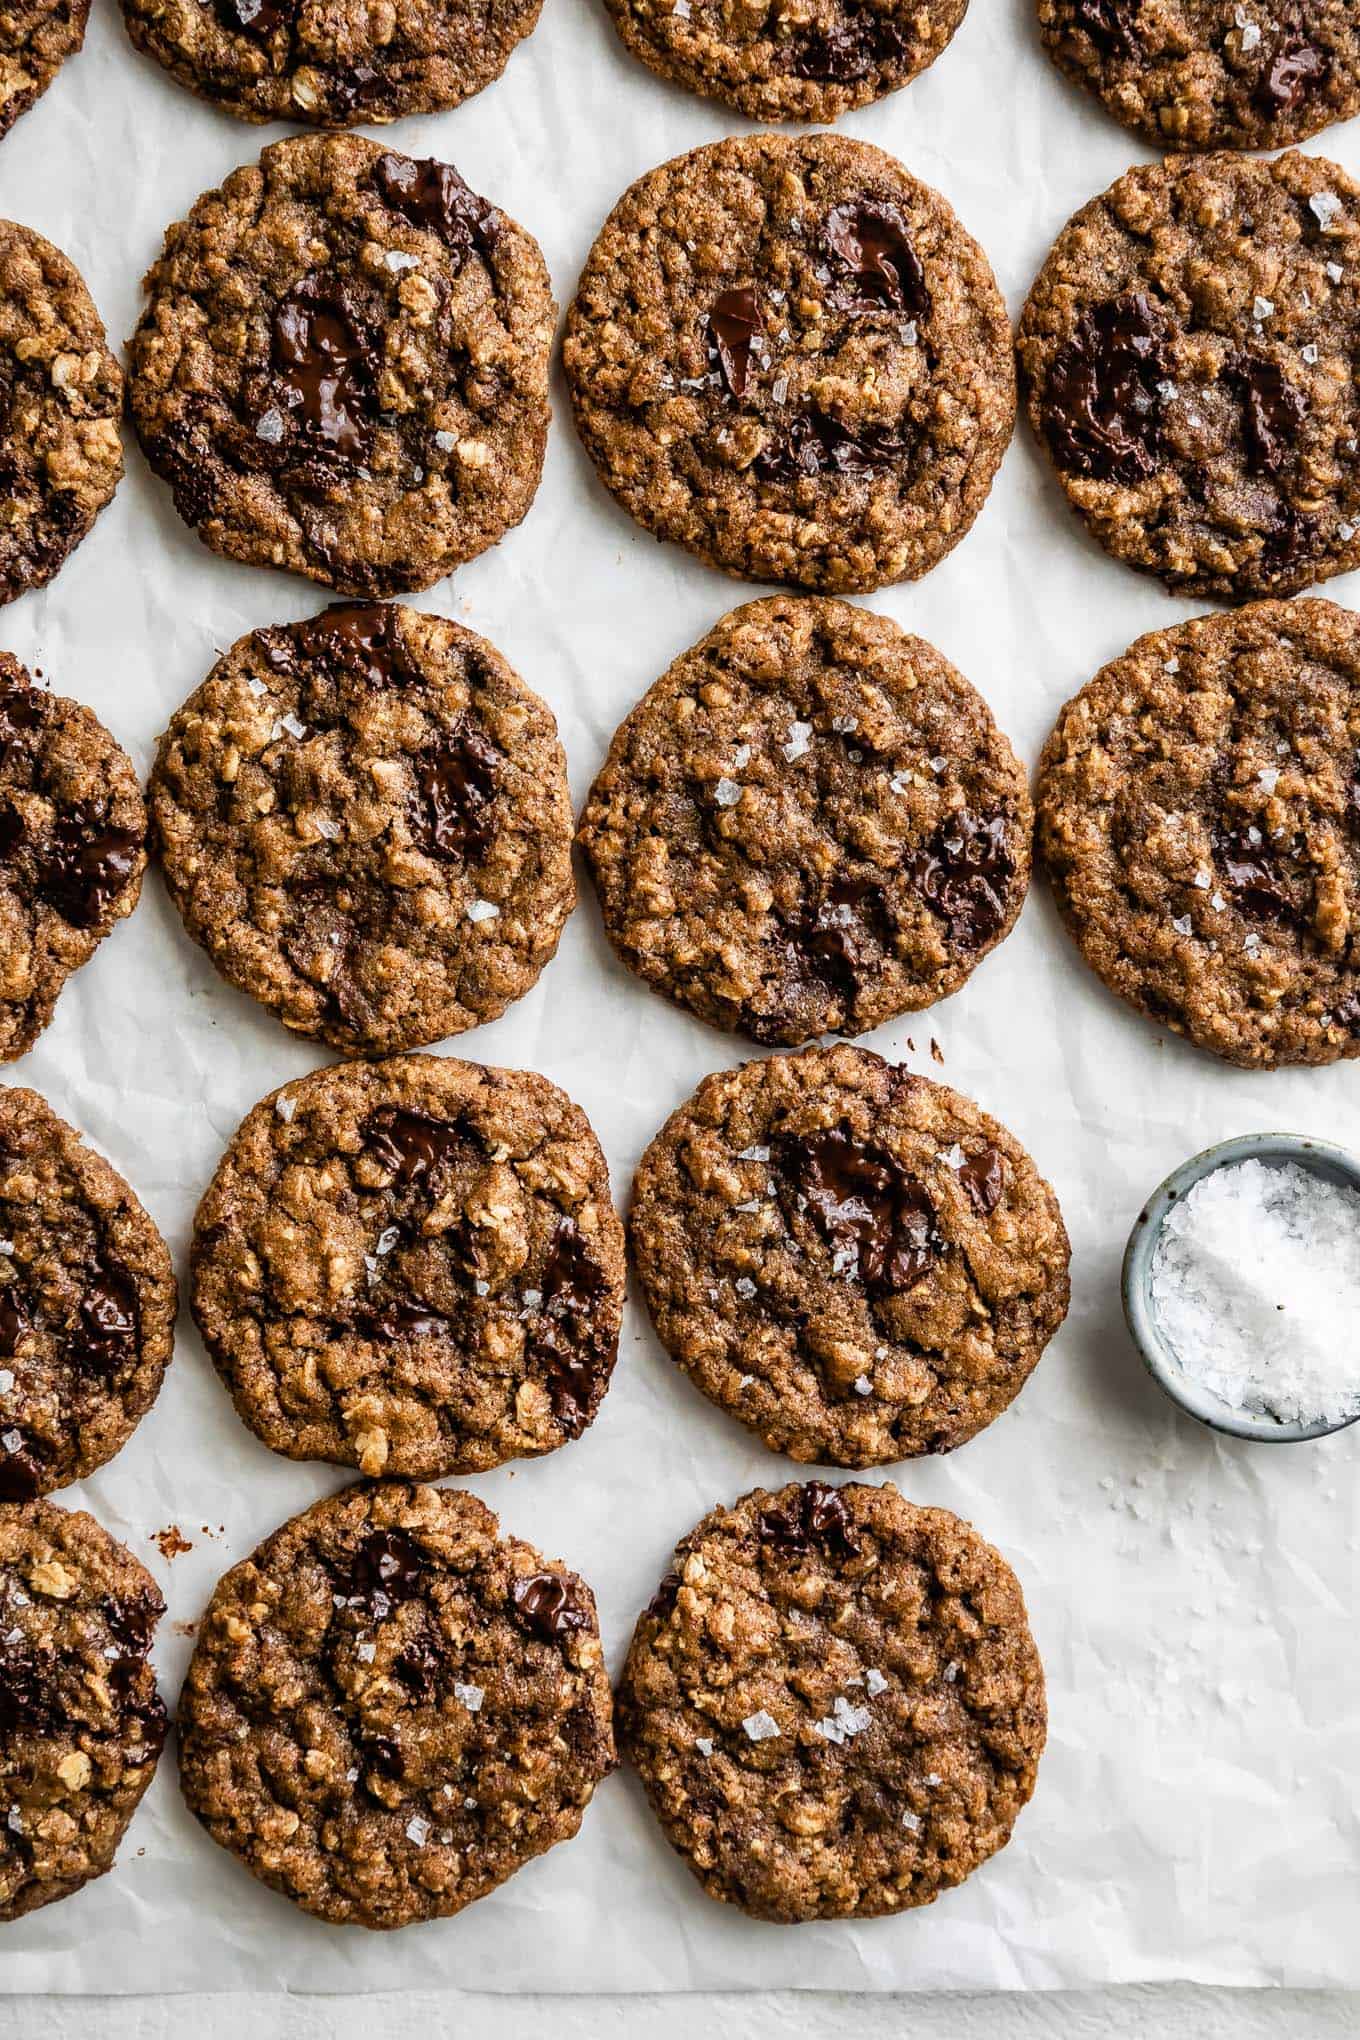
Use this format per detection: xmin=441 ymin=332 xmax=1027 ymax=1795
xmin=1121 ymin=1132 xmax=1360 ymax=1444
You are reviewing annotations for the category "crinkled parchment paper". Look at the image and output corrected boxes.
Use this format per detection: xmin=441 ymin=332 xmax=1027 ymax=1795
xmin=1 ymin=0 xmax=1358 ymax=1992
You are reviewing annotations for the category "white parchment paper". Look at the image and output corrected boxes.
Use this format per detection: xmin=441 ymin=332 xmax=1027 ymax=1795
xmin=2 ymin=0 xmax=1359 ymax=1992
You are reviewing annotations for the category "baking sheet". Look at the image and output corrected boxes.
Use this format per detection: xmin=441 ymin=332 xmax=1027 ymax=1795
xmin=2 ymin=0 xmax=1359 ymax=1992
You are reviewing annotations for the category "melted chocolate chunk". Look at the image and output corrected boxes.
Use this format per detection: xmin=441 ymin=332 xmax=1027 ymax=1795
xmin=0 ymin=806 xmax=25 ymax=859
xmin=0 ymin=1285 xmax=31 ymax=1356
xmin=647 ymin=1570 xmax=681 ymax=1620
xmin=0 ymin=687 xmax=41 ymax=765
xmin=367 ymin=1297 xmax=451 ymax=1342
xmin=412 ymin=726 xmax=501 ymax=861
xmin=393 ymin=1627 xmax=441 ymax=1699
xmin=293 ymin=604 xmax=403 ymax=689
xmin=362 ymin=1734 xmax=405 ymax=1784
xmin=343 ymin=1527 xmax=426 ymax=1616
xmin=1071 ymin=0 xmax=1139 ymax=55
xmin=209 ymin=0 xmax=291 ymax=37
xmin=373 ymin=154 xmax=498 ymax=269
xmin=903 ymin=808 xmax=1014 ymax=952
xmin=39 ymin=807 xmax=142 ymax=930
xmin=511 ymin=1571 xmax=591 ymax=1642
xmin=101 ymin=1587 xmax=168 ymax=1742
xmin=758 ymin=1479 xmax=859 ymax=1559
xmin=0 ymin=1445 xmax=43 ymax=1501
xmin=539 ymin=1218 xmax=605 ymax=1319
xmin=1231 ymin=355 xmax=1307 ymax=478
xmin=0 ymin=1638 xmax=56 ymax=1733
xmin=957 ymin=1145 xmax=1005 ymax=1215
xmin=1213 ymin=826 xmax=1297 ymax=922
xmin=529 ymin=1219 xmax=607 ymax=1436
xmin=1042 ymin=292 xmax=1168 ymax=485
xmin=269 ymin=277 xmax=377 ymax=465
xmin=785 ymin=875 xmax=888 ymax=1007
xmin=365 ymin=1107 xmax=468 ymax=1185
xmin=1260 ymin=32 xmax=1329 ymax=114
xmin=786 ymin=1 xmax=908 ymax=80
xmin=825 ymin=202 xmax=929 ymax=317
xmin=706 ymin=287 xmax=767 ymax=400
xmin=754 ymin=408 xmax=909 ymax=485
xmin=73 ymin=1258 xmax=138 ymax=1378
xmin=776 ymin=1126 xmax=942 ymax=1295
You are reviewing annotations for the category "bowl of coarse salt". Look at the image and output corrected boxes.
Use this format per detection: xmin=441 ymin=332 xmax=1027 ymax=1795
xmin=1122 ymin=1134 xmax=1360 ymax=1443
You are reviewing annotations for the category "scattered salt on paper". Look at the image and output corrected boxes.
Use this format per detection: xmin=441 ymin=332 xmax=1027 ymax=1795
xmin=1149 ymin=1158 xmax=1360 ymax=1426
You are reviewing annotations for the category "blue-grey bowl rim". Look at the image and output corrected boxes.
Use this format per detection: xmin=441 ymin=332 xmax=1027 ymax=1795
xmin=1121 ymin=1132 xmax=1360 ymax=1444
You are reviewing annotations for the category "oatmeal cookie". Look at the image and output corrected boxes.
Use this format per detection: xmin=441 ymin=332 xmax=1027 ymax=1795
xmin=191 ymin=1054 xmax=626 ymax=1478
xmin=0 ymin=656 xmax=146 ymax=1063
xmin=0 ymin=0 xmax=89 ymax=139
xmin=177 ymin=1480 xmax=615 ymax=1929
xmin=0 ymin=222 xmax=122 ymax=606
xmin=150 ymin=603 xmax=574 ymax=1055
xmin=564 ymin=135 xmax=1014 ymax=594
xmin=619 ymin=1479 xmax=1045 ymax=1921
xmin=1036 ymin=598 xmax=1360 ymax=1067
xmin=1018 ymin=151 xmax=1360 ymax=602
xmin=127 ymin=135 xmax=553 ymax=597
xmin=0 ymin=1497 xmax=166 ymax=1921
xmin=0 ymin=1086 xmax=177 ymax=1501
xmin=579 ymin=597 xmax=1031 ymax=1046
xmin=629 ymin=1046 xmax=1070 ymax=1467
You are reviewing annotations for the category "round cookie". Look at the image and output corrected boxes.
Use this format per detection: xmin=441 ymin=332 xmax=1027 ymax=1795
xmin=119 ymin=0 xmax=543 ymax=127
xmin=191 ymin=1054 xmax=626 ymax=1479
xmin=1036 ymin=598 xmax=1360 ymax=1069
xmin=0 ymin=1087 xmax=177 ymax=1500
xmin=0 ymin=0 xmax=90 ymax=139
xmin=177 ymin=1480 xmax=615 ymax=1929
xmin=579 ymin=597 xmax=1031 ymax=1046
xmin=563 ymin=135 xmax=1014 ymax=594
xmin=0 ymin=657 xmax=146 ymax=1063
xmin=150 ymin=603 xmax=574 ymax=1056
xmin=629 ymin=1046 xmax=1070 ymax=1467
xmin=1018 ymin=152 xmax=1360 ymax=604
xmin=1 ymin=1497 xmax=166 ymax=1921
xmin=619 ymin=1479 xmax=1045 ymax=1921
xmin=127 ymin=135 xmax=553 ymax=598
xmin=1036 ymin=0 xmax=1360 ymax=153
xmin=0 ymin=223 xmax=122 ymax=606
xmin=602 ymin=0 xmax=967 ymax=124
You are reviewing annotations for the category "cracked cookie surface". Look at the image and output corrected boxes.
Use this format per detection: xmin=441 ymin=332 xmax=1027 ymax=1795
xmin=151 ymin=603 xmax=574 ymax=1056
xmin=0 ymin=655 xmax=147 ymax=1062
xmin=579 ymin=597 xmax=1031 ymax=1046
xmin=177 ymin=1480 xmax=615 ymax=1929
xmin=1037 ymin=598 xmax=1360 ymax=1068
xmin=127 ymin=134 xmax=553 ymax=598
xmin=119 ymin=0 xmax=542 ymax=126
xmin=1018 ymin=152 xmax=1360 ymax=603
xmin=603 ymin=0 xmax=966 ymax=123
xmin=1037 ymin=0 xmax=1360 ymax=152
xmin=0 ymin=222 xmax=122 ymax=605
xmin=191 ymin=1054 xmax=626 ymax=1478
xmin=629 ymin=1046 xmax=1070 ymax=1468
xmin=0 ymin=1087 xmax=177 ymax=1500
xmin=0 ymin=1497 xmax=166 ymax=1921
xmin=619 ymin=1478 xmax=1045 ymax=1921
xmin=0 ymin=0 xmax=89 ymax=138
xmin=563 ymin=135 xmax=1013 ymax=594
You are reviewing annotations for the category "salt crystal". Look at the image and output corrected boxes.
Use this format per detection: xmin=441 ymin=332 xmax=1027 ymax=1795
xmin=738 ymin=1144 xmax=770 ymax=1162
xmin=474 ymin=1279 xmax=489 ymax=1297
xmin=1164 ymin=657 xmax=1180 ymax=675
xmin=434 ymin=430 xmax=456 ymax=451
xmin=255 ymin=408 xmax=284 ymax=444
xmin=405 ymin=1815 xmax=431 ymax=1846
xmin=384 ymin=250 xmax=419 ymax=272
xmin=742 ymin=1709 xmax=780 ymax=1741
xmin=315 ymin=814 xmax=341 ymax=840
xmin=1341 ymin=523 xmax=1357 ymax=542
xmin=1172 ymin=914 xmax=1193 ymax=936
xmin=1252 ymin=296 xmax=1274 ymax=322
xmin=1239 ymin=21 xmax=1260 ymax=51
xmin=1210 ymin=892 xmax=1226 ymax=912
xmin=853 ymin=1375 xmax=872 ymax=1396
xmin=280 ymin=712 xmax=306 ymax=739
xmin=714 ymin=777 xmax=742 ymax=808
xmin=926 ymin=1772 xmax=941 ymax=1787
xmin=733 ymin=745 xmax=751 ymax=769
xmin=1310 ymin=193 xmax=1344 ymax=231
xmin=0 ymin=1372 xmax=10 ymax=1395
xmin=782 ymin=722 xmax=812 ymax=762
xmin=1 ymin=1430 xmax=20 ymax=1453
xmin=276 ymin=1093 xmax=296 ymax=1122
xmin=941 ymin=1143 xmax=966 ymax=1169
xmin=7 ymin=1809 xmax=22 ymax=1835
xmin=735 ymin=1276 xmax=757 ymax=1299
xmin=1149 ymin=1157 xmax=1360 ymax=1425
xmin=1302 ymin=344 xmax=1319 ymax=365
xmin=901 ymin=1809 xmax=922 ymax=1833
xmin=943 ymin=1660 xmax=960 ymax=1683
xmin=890 ymin=771 xmax=912 ymax=795
xmin=247 ymin=676 xmax=269 ymax=698
xmin=376 ymin=1227 xmax=400 ymax=1255
xmin=929 ymin=756 xmax=947 ymax=774
xmin=1258 ymin=765 xmax=1279 ymax=793
xmin=1327 ymin=262 xmax=1345 ymax=284
xmin=467 ymin=899 xmax=500 ymax=923
xmin=831 ymin=715 xmax=857 ymax=734
xmin=696 ymin=1737 xmax=714 ymax=1756
xmin=454 ymin=1681 xmax=485 ymax=1712
xmin=865 ymin=1668 xmax=888 ymax=1695
xmin=356 ymin=1641 xmax=375 ymax=1663
xmin=1192 ymin=871 xmax=1211 ymax=890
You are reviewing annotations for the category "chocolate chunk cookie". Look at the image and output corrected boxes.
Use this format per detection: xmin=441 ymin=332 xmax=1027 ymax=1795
xmin=0 ymin=0 xmax=90 ymax=138
xmin=119 ymin=0 xmax=543 ymax=127
xmin=619 ymin=1479 xmax=1045 ymax=1921
xmin=1 ymin=1497 xmax=166 ymax=1921
xmin=0 ymin=1088 xmax=177 ymax=1501
xmin=563 ymin=136 xmax=1014 ymax=594
xmin=1036 ymin=598 xmax=1360 ymax=1068
xmin=127 ymin=135 xmax=553 ymax=598
xmin=0 ymin=657 xmax=147 ymax=1063
xmin=191 ymin=1055 xmax=625 ymax=1479
xmin=1018 ymin=152 xmax=1360 ymax=603
xmin=630 ymin=1046 xmax=1070 ymax=1467
xmin=579 ymin=598 xmax=1030 ymax=1046
xmin=150 ymin=604 xmax=574 ymax=1056
xmin=177 ymin=1480 xmax=615 ymax=1929
xmin=602 ymin=0 xmax=967 ymax=123
xmin=1036 ymin=0 xmax=1360 ymax=152
xmin=0 ymin=223 xmax=122 ymax=607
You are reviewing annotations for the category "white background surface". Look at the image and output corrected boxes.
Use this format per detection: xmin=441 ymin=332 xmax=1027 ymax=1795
xmin=1 ymin=0 xmax=1358 ymax=2008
